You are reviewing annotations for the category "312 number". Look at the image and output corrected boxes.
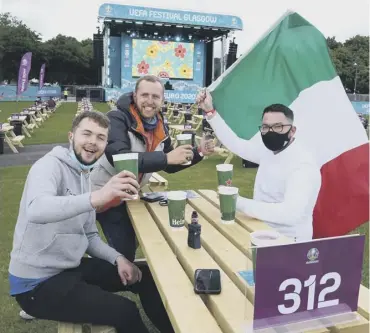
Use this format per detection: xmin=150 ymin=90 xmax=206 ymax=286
xmin=278 ymin=272 xmax=341 ymax=315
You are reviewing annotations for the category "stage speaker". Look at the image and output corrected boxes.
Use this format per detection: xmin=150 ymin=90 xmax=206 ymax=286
xmin=93 ymin=34 xmax=104 ymax=66
xmin=205 ymin=41 xmax=214 ymax=87
xmin=226 ymin=40 xmax=238 ymax=69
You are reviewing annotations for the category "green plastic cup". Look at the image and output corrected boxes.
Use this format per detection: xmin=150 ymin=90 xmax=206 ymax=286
xmin=216 ymin=164 xmax=233 ymax=186
xmin=112 ymin=153 xmax=139 ymax=199
xmin=176 ymin=133 xmax=192 ymax=165
xmin=167 ymin=191 xmax=187 ymax=229
xmin=218 ymin=186 xmax=239 ymax=224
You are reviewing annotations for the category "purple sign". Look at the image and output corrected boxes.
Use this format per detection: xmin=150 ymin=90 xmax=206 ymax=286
xmin=17 ymin=52 xmax=32 ymax=95
xmin=39 ymin=63 xmax=46 ymax=89
xmin=253 ymin=235 xmax=365 ymax=330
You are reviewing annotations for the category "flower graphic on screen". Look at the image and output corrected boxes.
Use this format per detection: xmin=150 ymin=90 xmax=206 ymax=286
xmin=163 ymin=60 xmax=172 ymax=69
xmin=158 ymin=71 xmax=170 ymax=78
xmin=179 ymin=64 xmax=193 ymax=79
xmin=175 ymin=45 xmax=187 ymax=58
xmin=137 ymin=61 xmax=150 ymax=74
xmin=146 ymin=45 xmax=159 ymax=58
xmin=160 ymin=41 xmax=169 ymax=45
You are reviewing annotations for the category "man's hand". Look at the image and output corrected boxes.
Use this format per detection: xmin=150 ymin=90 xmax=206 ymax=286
xmin=199 ymin=137 xmax=215 ymax=156
xmin=116 ymin=255 xmax=142 ymax=286
xmin=90 ymin=171 xmax=139 ymax=209
xmin=196 ymin=89 xmax=214 ymax=113
xmin=167 ymin=145 xmax=194 ymax=165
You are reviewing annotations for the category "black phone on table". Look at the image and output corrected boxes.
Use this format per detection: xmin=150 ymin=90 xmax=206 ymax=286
xmin=194 ymin=269 xmax=221 ymax=295
xmin=140 ymin=192 xmax=164 ymax=203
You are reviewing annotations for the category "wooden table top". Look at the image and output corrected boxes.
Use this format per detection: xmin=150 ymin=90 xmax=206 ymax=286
xmin=0 ymin=125 xmax=14 ymax=132
xmin=8 ymin=116 xmax=27 ymax=122
xmin=127 ymin=189 xmax=369 ymax=333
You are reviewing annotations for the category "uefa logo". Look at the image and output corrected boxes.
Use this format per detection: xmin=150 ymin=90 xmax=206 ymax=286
xmin=21 ymin=59 xmax=28 ymax=66
xmin=306 ymin=248 xmax=319 ymax=264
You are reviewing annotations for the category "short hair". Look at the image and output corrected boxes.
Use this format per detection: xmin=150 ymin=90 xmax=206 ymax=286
xmin=71 ymin=111 xmax=110 ymax=132
xmin=262 ymin=104 xmax=294 ymax=122
xmin=135 ymin=75 xmax=164 ymax=94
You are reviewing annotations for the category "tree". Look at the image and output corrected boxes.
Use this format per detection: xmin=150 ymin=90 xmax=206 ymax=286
xmin=0 ymin=13 xmax=96 ymax=85
xmin=327 ymin=35 xmax=369 ymax=94
xmin=0 ymin=13 xmax=42 ymax=82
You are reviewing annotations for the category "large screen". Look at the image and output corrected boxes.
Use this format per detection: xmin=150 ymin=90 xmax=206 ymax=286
xmin=132 ymin=39 xmax=194 ymax=80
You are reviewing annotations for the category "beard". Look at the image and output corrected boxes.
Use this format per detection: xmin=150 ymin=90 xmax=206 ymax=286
xmin=72 ymin=141 xmax=98 ymax=166
xmin=134 ymin=100 xmax=160 ymax=119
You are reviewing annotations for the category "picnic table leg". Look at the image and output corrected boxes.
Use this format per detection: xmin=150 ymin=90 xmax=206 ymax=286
xmin=31 ymin=115 xmax=39 ymax=128
xmin=194 ymin=119 xmax=203 ymax=132
xmin=4 ymin=134 xmax=18 ymax=153
xmin=22 ymin=123 xmax=31 ymax=138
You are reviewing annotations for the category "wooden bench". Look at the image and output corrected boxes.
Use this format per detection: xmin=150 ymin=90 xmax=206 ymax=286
xmin=149 ymin=172 xmax=168 ymax=190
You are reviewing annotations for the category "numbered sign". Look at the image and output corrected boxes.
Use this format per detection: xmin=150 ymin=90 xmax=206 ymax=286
xmin=253 ymin=235 xmax=365 ymax=330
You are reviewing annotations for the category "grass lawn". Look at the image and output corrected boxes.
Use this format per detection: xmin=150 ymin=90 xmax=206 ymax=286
xmin=0 ymin=101 xmax=368 ymax=332
xmin=0 ymin=101 xmax=111 ymax=146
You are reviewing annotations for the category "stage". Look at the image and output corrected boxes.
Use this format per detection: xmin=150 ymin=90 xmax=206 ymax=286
xmin=97 ymin=3 xmax=243 ymax=103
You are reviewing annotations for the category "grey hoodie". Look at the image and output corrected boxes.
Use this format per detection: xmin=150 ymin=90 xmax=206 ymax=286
xmin=9 ymin=146 xmax=122 ymax=279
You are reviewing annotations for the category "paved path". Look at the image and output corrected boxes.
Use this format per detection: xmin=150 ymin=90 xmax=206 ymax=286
xmin=0 ymin=143 xmax=68 ymax=167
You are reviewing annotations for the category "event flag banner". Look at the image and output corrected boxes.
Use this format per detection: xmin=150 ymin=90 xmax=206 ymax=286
xmin=17 ymin=52 xmax=32 ymax=96
xmin=252 ymin=235 xmax=365 ymax=330
xmin=39 ymin=63 xmax=46 ymax=89
xmin=208 ymin=11 xmax=369 ymax=238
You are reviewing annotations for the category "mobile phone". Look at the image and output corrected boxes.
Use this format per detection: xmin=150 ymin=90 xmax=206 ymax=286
xmin=194 ymin=269 xmax=221 ymax=295
xmin=140 ymin=193 xmax=164 ymax=203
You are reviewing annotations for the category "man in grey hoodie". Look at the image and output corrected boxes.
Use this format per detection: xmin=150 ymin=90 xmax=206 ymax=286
xmin=8 ymin=111 xmax=174 ymax=333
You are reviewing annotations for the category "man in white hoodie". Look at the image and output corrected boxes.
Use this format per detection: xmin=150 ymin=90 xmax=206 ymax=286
xmin=197 ymin=90 xmax=322 ymax=241
xmin=9 ymin=111 xmax=173 ymax=333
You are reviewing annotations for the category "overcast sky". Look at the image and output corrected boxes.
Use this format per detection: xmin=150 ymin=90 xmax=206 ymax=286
xmin=1 ymin=0 xmax=369 ymax=56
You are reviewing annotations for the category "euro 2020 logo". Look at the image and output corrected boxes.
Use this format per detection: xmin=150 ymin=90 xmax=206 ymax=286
xmin=306 ymin=248 xmax=319 ymax=264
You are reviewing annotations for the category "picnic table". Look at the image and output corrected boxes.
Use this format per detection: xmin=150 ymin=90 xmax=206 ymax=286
xmin=8 ymin=116 xmax=33 ymax=138
xmin=127 ymin=189 xmax=370 ymax=333
xmin=0 ymin=124 xmax=25 ymax=153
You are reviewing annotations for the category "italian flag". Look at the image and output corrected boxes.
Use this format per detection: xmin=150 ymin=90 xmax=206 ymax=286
xmin=209 ymin=11 xmax=369 ymax=238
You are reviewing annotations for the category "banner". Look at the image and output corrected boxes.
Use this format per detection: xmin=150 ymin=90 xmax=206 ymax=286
xmin=17 ymin=52 xmax=32 ymax=96
xmin=39 ymin=63 xmax=46 ymax=89
xmin=99 ymin=3 xmax=243 ymax=30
